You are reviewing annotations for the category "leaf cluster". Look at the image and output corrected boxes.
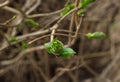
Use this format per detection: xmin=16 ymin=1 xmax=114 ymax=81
xmin=61 ymin=0 xmax=95 ymax=17
xmin=44 ymin=38 xmax=76 ymax=58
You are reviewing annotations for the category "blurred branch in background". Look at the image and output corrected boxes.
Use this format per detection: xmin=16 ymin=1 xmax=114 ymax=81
xmin=0 ymin=0 xmax=120 ymax=82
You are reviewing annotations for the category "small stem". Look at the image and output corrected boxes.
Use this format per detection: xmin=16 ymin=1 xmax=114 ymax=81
xmin=29 ymin=33 xmax=75 ymax=44
xmin=68 ymin=13 xmax=74 ymax=45
xmin=50 ymin=8 xmax=78 ymax=42
xmin=0 ymin=0 xmax=10 ymax=8
xmin=27 ymin=8 xmax=64 ymax=18
xmin=0 ymin=31 xmax=11 ymax=45
xmin=50 ymin=24 xmax=58 ymax=42
xmin=71 ymin=15 xmax=84 ymax=46
xmin=74 ymin=0 xmax=80 ymax=26
xmin=3 ymin=6 xmax=21 ymax=14
xmin=57 ymin=8 xmax=77 ymax=24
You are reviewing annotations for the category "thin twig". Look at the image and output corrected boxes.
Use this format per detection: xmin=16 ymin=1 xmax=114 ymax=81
xmin=25 ymin=0 xmax=41 ymax=15
xmin=50 ymin=24 xmax=58 ymax=41
xmin=27 ymin=8 xmax=64 ymax=18
xmin=0 ymin=31 xmax=11 ymax=45
xmin=28 ymin=33 xmax=75 ymax=44
xmin=68 ymin=13 xmax=74 ymax=45
xmin=48 ymin=63 xmax=84 ymax=82
xmin=84 ymin=64 xmax=98 ymax=76
xmin=0 ymin=43 xmax=71 ymax=66
xmin=50 ymin=8 xmax=79 ymax=41
xmin=71 ymin=15 xmax=84 ymax=46
xmin=13 ymin=8 xmax=80 ymax=41
xmin=0 ymin=45 xmax=44 ymax=66
xmin=57 ymin=8 xmax=77 ymax=24
xmin=0 ymin=0 xmax=10 ymax=8
xmin=74 ymin=0 xmax=80 ymax=26
xmin=3 ymin=6 xmax=22 ymax=14
xmin=26 ymin=54 xmax=49 ymax=82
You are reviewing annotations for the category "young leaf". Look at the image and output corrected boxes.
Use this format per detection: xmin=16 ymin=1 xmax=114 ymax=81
xmin=79 ymin=0 xmax=95 ymax=8
xmin=44 ymin=39 xmax=76 ymax=58
xmin=86 ymin=32 xmax=106 ymax=39
xmin=21 ymin=42 xmax=29 ymax=50
xmin=12 ymin=15 xmax=17 ymax=19
xmin=60 ymin=3 xmax=74 ymax=17
xmin=65 ymin=3 xmax=74 ymax=10
xmin=60 ymin=48 xmax=76 ymax=58
xmin=44 ymin=42 xmax=55 ymax=54
xmin=51 ymin=38 xmax=63 ymax=53
xmin=77 ymin=9 xmax=86 ymax=16
xmin=44 ymin=39 xmax=63 ymax=55
xmin=60 ymin=9 xmax=70 ymax=17
xmin=25 ymin=19 xmax=39 ymax=27
xmin=9 ymin=36 xmax=18 ymax=42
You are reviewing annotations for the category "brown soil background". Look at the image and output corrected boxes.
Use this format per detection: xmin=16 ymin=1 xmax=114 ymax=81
xmin=0 ymin=0 xmax=120 ymax=82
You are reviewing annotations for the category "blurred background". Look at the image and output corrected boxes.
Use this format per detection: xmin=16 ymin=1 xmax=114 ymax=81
xmin=0 ymin=0 xmax=120 ymax=82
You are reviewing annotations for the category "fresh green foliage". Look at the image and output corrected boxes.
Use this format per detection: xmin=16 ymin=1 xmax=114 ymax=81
xmin=60 ymin=3 xmax=74 ymax=17
xmin=44 ymin=38 xmax=76 ymax=58
xmin=60 ymin=48 xmax=76 ymax=58
xmin=61 ymin=0 xmax=95 ymax=17
xmin=9 ymin=37 xmax=29 ymax=50
xmin=12 ymin=15 xmax=17 ymax=19
xmin=44 ymin=39 xmax=63 ymax=55
xmin=9 ymin=36 xmax=18 ymax=42
xmin=51 ymin=38 xmax=63 ymax=53
xmin=77 ymin=9 xmax=86 ymax=16
xmin=80 ymin=0 xmax=95 ymax=8
xmin=44 ymin=42 xmax=53 ymax=54
xmin=44 ymin=39 xmax=63 ymax=54
xmin=21 ymin=42 xmax=29 ymax=50
xmin=25 ymin=19 xmax=39 ymax=27
xmin=44 ymin=0 xmax=100 ymax=58
xmin=86 ymin=32 xmax=106 ymax=39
